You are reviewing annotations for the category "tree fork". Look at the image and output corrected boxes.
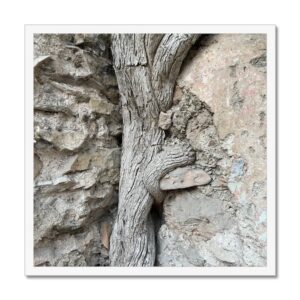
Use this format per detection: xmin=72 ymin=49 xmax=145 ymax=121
xmin=109 ymin=34 xmax=199 ymax=266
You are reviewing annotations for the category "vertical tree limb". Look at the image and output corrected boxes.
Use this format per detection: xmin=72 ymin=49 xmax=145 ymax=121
xmin=109 ymin=33 xmax=199 ymax=266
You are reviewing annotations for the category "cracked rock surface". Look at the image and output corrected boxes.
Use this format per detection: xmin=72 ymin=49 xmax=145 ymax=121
xmin=156 ymin=34 xmax=267 ymax=267
xmin=34 ymin=34 xmax=121 ymax=266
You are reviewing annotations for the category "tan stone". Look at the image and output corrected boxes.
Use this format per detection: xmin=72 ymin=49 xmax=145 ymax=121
xmin=100 ymin=222 xmax=111 ymax=251
xmin=89 ymin=97 xmax=114 ymax=115
xmin=160 ymin=167 xmax=211 ymax=190
xmin=70 ymin=153 xmax=91 ymax=171
xmin=34 ymin=154 xmax=43 ymax=178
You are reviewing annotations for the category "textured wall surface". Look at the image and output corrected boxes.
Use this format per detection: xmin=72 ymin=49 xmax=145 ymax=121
xmin=157 ymin=34 xmax=267 ymax=266
xmin=33 ymin=34 xmax=267 ymax=267
xmin=34 ymin=34 xmax=121 ymax=266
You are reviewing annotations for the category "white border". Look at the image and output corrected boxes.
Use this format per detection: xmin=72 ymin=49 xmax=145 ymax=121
xmin=25 ymin=25 xmax=276 ymax=277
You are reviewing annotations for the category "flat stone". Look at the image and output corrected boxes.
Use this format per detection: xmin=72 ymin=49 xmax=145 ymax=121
xmin=34 ymin=82 xmax=76 ymax=115
xmin=35 ymin=176 xmax=76 ymax=193
xmin=33 ymin=34 xmax=119 ymax=267
xmin=160 ymin=167 xmax=211 ymax=190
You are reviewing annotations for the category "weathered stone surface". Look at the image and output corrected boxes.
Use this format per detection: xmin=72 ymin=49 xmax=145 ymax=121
xmin=34 ymin=112 xmax=89 ymax=151
xmin=158 ymin=111 xmax=173 ymax=130
xmin=34 ymin=154 xmax=42 ymax=178
xmin=160 ymin=167 xmax=211 ymax=190
xmin=34 ymin=220 xmax=113 ymax=266
xmin=157 ymin=34 xmax=267 ymax=267
xmin=157 ymin=189 xmax=243 ymax=266
xmin=89 ymin=96 xmax=115 ymax=115
xmin=34 ymin=34 xmax=121 ymax=266
xmin=35 ymin=176 xmax=76 ymax=194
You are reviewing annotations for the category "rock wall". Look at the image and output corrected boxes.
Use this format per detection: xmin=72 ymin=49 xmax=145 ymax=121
xmin=157 ymin=34 xmax=267 ymax=266
xmin=33 ymin=34 xmax=267 ymax=267
xmin=34 ymin=34 xmax=121 ymax=266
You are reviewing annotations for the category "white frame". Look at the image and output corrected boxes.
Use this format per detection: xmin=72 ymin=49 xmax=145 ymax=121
xmin=25 ymin=25 xmax=276 ymax=277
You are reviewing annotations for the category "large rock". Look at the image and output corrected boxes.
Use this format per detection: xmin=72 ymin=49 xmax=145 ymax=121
xmin=163 ymin=190 xmax=236 ymax=240
xmin=34 ymin=111 xmax=89 ymax=152
xmin=157 ymin=34 xmax=267 ymax=267
xmin=34 ymin=183 xmax=117 ymax=244
xmin=157 ymin=189 xmax=243 ymax=267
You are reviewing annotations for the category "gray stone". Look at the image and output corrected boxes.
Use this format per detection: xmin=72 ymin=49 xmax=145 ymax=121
xmin=158 ymin=111 xmax=173 ymax=130
xmin=38 ymin=130 xmax=88 ymax=152
xmin=34 ymin=221 xmax=113 ymax=267
xmin=35 ymin=176 xmax=76 ymax=193
xmin=34 ymin=183 xmax=117 ymax=245
xmin=163 ymin=190 xmax=236 ymax=240
xmin=89 ymin=96 xmax=115 ymax=115
xmin=74 ymin=34 xmax=85 ymax=45
xmin=34 ymin=154 xmax=43 ymax=178
xmin=34 ymin=33 xmax=121 ymax=266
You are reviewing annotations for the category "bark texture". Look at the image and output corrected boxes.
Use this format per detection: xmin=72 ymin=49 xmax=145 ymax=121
xmin=109 ymin=34 xmax=199 ymax=266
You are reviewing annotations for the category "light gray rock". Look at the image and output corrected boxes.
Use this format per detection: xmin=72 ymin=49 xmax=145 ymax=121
xmin=34 ymin=183 xmax=117 ymax=244
xmin=158 ymin=111 xmax=173 ymax=130
xmin=38 ymin=130 xmax=88 ymax=152
xmin=163 ymin=190 xmax=236 ymax=240
xmin=34 ymin=221 xmax=113 ymax=266
xmin=34 ymin=34 xmax=121 ymax=266
xmin=35 ymin=176 xmax=76 ymax=194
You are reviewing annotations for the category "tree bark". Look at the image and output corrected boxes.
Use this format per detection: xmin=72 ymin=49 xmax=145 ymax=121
xmin=109 ymin=34 xmax=199 ymax=266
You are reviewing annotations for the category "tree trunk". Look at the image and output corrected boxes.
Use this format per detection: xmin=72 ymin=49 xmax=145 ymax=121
xmin=109 ymin=34 xmax=199 ymax=266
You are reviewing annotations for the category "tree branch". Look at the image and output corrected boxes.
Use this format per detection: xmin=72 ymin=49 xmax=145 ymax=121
xmin=143 ymin=142 xmax=195 ymax=204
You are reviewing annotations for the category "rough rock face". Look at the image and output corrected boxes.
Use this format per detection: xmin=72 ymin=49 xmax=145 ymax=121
xmin=156 ymin=34 xmax=267 ymax=267
xmin=34 ymin=34 xmax=121 ymax=266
